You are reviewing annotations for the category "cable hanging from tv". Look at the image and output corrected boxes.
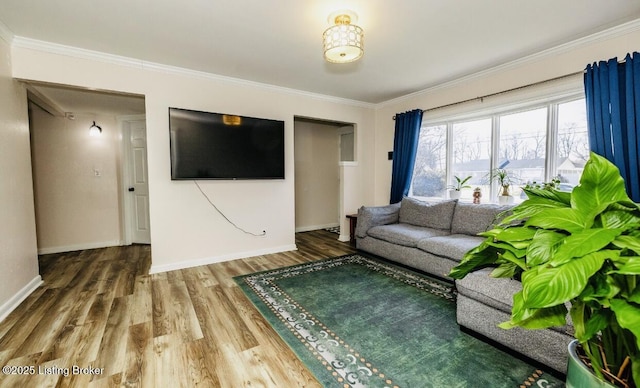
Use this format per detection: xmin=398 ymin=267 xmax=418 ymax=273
xmin=194 ymin=181 xmax=266 ymax=237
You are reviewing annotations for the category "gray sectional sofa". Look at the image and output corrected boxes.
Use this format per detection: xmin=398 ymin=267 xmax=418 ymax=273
xmin=355 ymin=197 xmax=508 ymax=279
xmin=355 ymin=197 xmax=573 ymax=373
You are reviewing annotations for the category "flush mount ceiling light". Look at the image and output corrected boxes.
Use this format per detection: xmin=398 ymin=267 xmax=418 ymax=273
xmin=89 ymin=121 xmax=102 ymax=136
xmin=323 ymin=10 xmax=364 ymax=63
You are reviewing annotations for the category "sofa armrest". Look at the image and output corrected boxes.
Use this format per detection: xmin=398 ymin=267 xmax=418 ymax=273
xmin=355 ymin=203 xmax=401 ymax=238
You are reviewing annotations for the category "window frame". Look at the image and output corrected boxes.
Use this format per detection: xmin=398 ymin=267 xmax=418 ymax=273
xmin=410 ymin=90 xmax=587 ymax=202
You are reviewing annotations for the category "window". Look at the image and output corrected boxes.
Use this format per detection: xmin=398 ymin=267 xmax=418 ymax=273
xmin=452 ymin=119 xmax=491 ymax=201
xmin=412 ymin=125 xmax=446 ymax=197
xmin=409 ymin=96 xmax=589 ymax=202
xmin=556 ymin=99 xmax=589 ymax=187
xmin=498 ymin=108 xmax=547 ymax=199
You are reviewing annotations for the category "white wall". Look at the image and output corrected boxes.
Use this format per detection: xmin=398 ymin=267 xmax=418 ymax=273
xmin=0 ymin=35 xmax=41 ymax=321
xmin=294 ymin=119 xmax=340 ymax=232
xmin=30 ymin=106 xmax=122 ymax=253
xmin=372 ymin=23 xmax=640 ymax=205
xmin=10 ymin=44 xmax=376 ymax=272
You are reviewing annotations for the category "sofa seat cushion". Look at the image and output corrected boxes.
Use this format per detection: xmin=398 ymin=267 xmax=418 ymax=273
xmin=451 ymin=202 xmax=512 ymax=236
xmin=455 ymin=268 xmax=520 ymax=314
xmin=398 ymin=197 xmax=458 ymax=230
xmin=416 ymin=234 xmax=485 ymax=263
xmin=367 ymin=224 xmax=450 ymax=248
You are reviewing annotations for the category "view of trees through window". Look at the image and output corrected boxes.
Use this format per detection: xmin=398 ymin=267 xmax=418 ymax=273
xmin=410 ymin=97 xmax=589 ymax=202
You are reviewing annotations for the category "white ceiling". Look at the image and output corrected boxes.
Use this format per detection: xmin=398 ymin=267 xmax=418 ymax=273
xmin=2 ymin=0 xmax=640 ymax=113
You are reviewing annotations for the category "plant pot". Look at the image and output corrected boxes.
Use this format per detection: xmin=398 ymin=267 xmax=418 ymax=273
xmin=449 ymin=190 xmax=462 ymax=200
xmin=567 ymin=340 xmax=616 ymax=388
xmin=498 ymin=195 xmax=513 ymax=205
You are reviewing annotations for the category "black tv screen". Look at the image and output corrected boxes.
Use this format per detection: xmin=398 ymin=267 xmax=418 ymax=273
xmin=169 ymin=108 xmax=285 ymax=180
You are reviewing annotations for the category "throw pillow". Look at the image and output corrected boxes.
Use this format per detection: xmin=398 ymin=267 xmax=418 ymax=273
xmin=450 ymin=202 xmax=512 ymax=235
xmin=355 ymin=203 xmax=401 ymax=238
xmin=398 ymin=197 xmax=457 ymax=230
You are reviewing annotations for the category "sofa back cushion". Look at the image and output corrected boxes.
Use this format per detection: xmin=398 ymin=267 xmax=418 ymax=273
xmin=450 ymin=202 xmax=512 ymax=235
xmin=398 ymin=197 xmax=457 ymax=230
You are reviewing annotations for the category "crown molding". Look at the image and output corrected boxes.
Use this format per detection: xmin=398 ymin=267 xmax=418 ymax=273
xmin=377 ymin=17 xmax=640 ymax=109
xmin=0 ymin=20 xmax=14 ymax=45
xmin=10 ymin=36 xmax=375 ymax=110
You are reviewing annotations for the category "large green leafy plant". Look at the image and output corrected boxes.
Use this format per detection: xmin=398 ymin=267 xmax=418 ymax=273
xmin=449 ymin=152 xmax=640 ymax=387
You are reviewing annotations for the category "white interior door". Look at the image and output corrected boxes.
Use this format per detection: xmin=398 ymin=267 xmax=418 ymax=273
xmin=124 ymin=117 xmax=151 ymax=244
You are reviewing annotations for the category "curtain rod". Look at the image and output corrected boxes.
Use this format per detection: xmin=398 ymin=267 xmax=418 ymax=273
xmin=392 ymin=70 xmax=584 ymax=120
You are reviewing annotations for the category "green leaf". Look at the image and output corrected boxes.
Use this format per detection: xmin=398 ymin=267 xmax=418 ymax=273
xmin=525 ymin=208 xmax=588 ymax=234
xmin=526 ymin=230 xmax=565 ymax=267
xmin=549 ymin=228 xmax=622 ymax=267
xmin=486 ymin=241 xmax=527 ymax=258
xmin=572 ymin=152 xmax=632 ymax=218
xmin=610 ymin=299 xmax=640 ymax=350
xmin=500 ymin=304 xmax=568 ymax=330
xmin=448 ymin=241 xmax=498 ymax=279
xmin=582 ymin=310 xmax=610 ymax=343
xmin=477 ymin=228 xmax=502 ymax=238
xmin=632 ymin=355 xmax=640 ymax=388
xmin=570 ymin=301 xmax=588 ymax=342
xmin=521 ymin=251 xmax=608 ymax=308
xmin=494 ymin=227 xmax=537 ymax=242
xmin=630 ymin=287 xmax=640 ymax=304
xmin=613 ymin=236 xmax=640 ymax=255
xmin=600 ymin=210 xmax=640 ymax=230
xmin=500 ymin=196 xmax=569 ymax=225
xmin=580 ymin=271 xmax=621 ymax=302
xmin=496 ymin=250 xmax=527 ymax=271
xmin=523 ymin=187 xmax=572 ymax=205
xmin=610 ymin=256 xmax=640 ymax=275
xmin=490 ymin=262 xmax=518 ymax=278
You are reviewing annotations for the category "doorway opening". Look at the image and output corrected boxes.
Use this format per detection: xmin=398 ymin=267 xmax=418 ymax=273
xmin=293 ymin=116 xmax=356 ymax=241
xmin=26 ymin=82 xmax=150 ymax=255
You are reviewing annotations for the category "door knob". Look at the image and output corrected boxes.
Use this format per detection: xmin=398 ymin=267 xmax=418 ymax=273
xmin=128 ymin=187 xmax=135 ymax=192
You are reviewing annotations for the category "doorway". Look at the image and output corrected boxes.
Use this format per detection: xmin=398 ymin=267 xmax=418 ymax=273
xmin=27 ymin=83 xmax=149 ymax=254
xmin=293 ymin=116 xmax=355 ymax=239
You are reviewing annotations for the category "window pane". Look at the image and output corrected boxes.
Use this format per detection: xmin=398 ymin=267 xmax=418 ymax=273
xmin=452 ymin=118 xmax=492 ymax=201
xmin=499 ymin=108 xmax=548 ymax=199
xmin=556 ymin=99 xmax=589 ymax=189
xmin=411 ymin=125 xmax=446 ymax=198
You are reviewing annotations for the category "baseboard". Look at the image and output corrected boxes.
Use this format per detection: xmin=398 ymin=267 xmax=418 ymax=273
xmin=0 ymin=276 xmax=43 ymax=323
xmin=149 ymin=244 xmax=298 ymax=274
xmin=38 ymin=240 xmax=123 ymax=255
xmin=295 ymin=223 xmax=339 ymax=233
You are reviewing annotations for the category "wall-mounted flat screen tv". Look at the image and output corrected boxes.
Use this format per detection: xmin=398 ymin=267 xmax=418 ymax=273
xmin=169 ymin=107 xmax=285 ymax=180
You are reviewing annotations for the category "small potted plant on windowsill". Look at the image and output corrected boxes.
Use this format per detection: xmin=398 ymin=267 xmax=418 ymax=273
xmin=450 ymin=152 xmax=640 ymax=388
xmin=447 ymin=175 xmax=472 ymax=200
xmin=488 ymin=168 xmax=514 ymax=204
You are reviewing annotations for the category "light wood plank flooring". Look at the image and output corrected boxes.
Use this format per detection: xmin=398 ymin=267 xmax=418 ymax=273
xmin=0 ymin=230 xmax=355 ymax=387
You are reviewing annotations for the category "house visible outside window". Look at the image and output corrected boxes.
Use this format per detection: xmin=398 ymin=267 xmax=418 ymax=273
xmin=497 ymin=107 xmax=548 ymax=200
xmin=409 ymin=92 xmax=588 ymax=203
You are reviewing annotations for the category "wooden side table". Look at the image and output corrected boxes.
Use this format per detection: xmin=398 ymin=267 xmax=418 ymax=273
xmin=346 ymin=214 xmax=358 ymax=245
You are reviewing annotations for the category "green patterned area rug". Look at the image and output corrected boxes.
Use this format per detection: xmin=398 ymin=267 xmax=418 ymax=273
xmin=235 ymin=254 xmax=564 ymax=387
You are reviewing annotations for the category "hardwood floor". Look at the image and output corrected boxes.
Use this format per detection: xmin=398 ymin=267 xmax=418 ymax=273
xmin=0 ymin=230 xmax=355 ymax=388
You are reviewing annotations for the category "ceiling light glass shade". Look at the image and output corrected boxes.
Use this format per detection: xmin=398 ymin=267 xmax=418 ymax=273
xmin=89 ymin=121 xmax=102 ymax=136
xmin=323 ymin=14 xmax=364 ymax=63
